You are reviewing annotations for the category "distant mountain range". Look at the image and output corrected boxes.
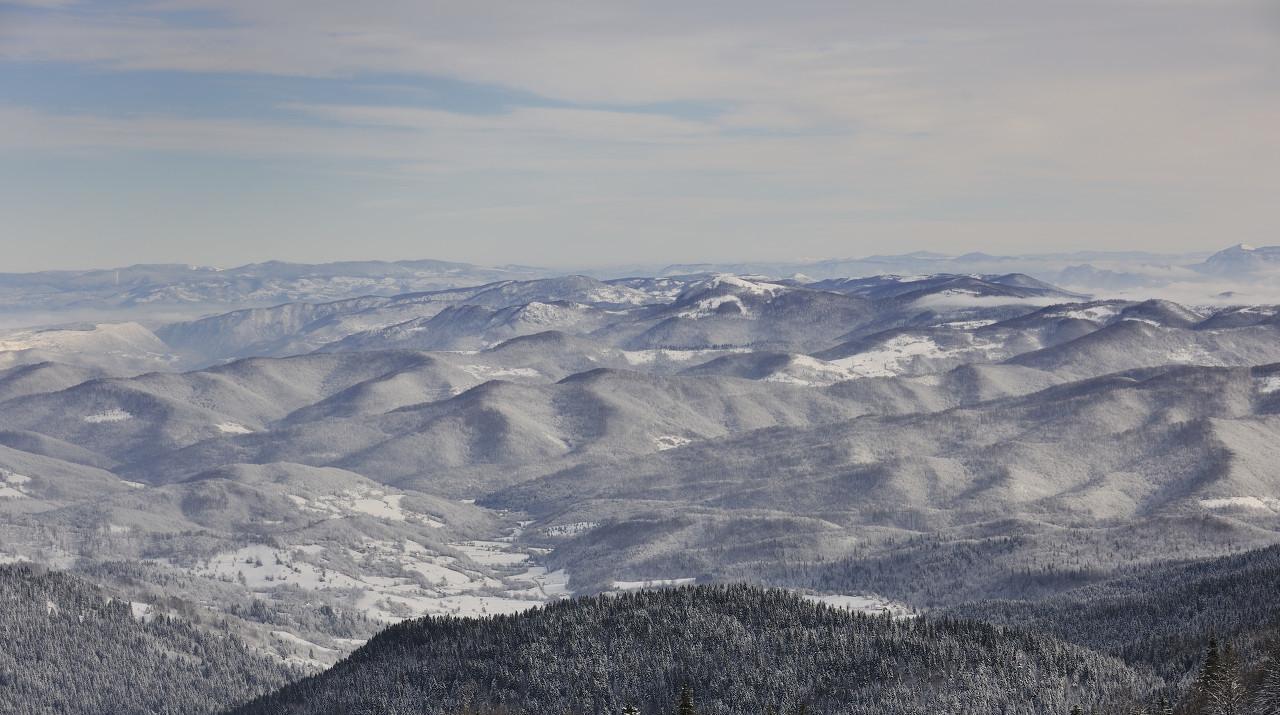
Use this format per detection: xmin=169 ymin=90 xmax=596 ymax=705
xmin=5 ymin=244 xmax=1278 ymax=328
xmin=1 ymin=248 xmax=1279 ymax=713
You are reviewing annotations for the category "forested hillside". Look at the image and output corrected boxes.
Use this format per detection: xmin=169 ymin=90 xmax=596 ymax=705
xmin=948 ymin=545 xmax=1280 ymax=681
xmin=231 ymin=585 xmax=1158 ymax=715
xmin=0 ymin=564 xmax=295 ymax=715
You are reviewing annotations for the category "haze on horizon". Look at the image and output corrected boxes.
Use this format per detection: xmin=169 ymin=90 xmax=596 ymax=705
xmin=2 ymin=0 xmax=1278 ymax=272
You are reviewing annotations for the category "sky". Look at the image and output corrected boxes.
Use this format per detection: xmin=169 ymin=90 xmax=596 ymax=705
xmin=1 ymin=0 xmax=1278 ymax=271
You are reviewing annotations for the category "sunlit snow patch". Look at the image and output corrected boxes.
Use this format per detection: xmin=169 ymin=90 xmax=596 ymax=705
xmin=130 ymin=602 xmax=159 ymax=624
xmin=459 ymin=364 xmax=542 ymax=380
xmin=654 ymin=435 xmax=692 ymax=450
xmin=829 ymin=335 xmax=949 ymax=378
xmin=215 ymin=421 xmax=253 ymax=434
xmin=1199 ymin=496 xmax=1280 ymax=511
xmin=544 ymin=521 xmax=598 ymax=537
xmin=0 ymin=470 xmax=31 ymax=499
xmin=1051 ymin=304 xmax=1120 ymax=323
xmin=287 ymin=488 xmax=442 ymax=525
xmin=802 ymin=593 xmax=914 ymax=618
xmin=83 ymin=408 xmax=132 ymax=423
xmin=610 ymin=577 xmax=697 ymax=591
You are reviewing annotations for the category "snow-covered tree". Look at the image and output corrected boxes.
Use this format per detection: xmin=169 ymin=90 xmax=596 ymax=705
xmin=1253 ymin=655 xmax=1280 ymax=715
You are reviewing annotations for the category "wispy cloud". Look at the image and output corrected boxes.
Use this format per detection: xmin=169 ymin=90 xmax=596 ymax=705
xmin=1 ymin=0 xmax=1278 ymax=268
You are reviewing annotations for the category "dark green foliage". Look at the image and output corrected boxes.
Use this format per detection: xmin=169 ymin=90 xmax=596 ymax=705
xmin=232 ymin=585 xmax=1156 ymax=715
xmin=0 ymin=564 xmax=295 ymax=714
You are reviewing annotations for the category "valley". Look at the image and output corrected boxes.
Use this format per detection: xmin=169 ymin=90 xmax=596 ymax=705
xmin=1 ymin=248 xmax=1280 ymax=712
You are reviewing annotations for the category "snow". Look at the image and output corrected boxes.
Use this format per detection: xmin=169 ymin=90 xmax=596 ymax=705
xmin=83 ymin=408 xmax=133 ymax=423
xmin=130 ymin=602 xmax=158 ymax=623
xmin=1054 ymin=305 xmax=1120 ymax=323
xmin=655 ymin=434 xmax=692 ymax=451
xmin=457 ymin=540 xmax=532 ymax=566
xmin=459 ymin=364 xmax=543 ymax=380
xmin=348 ymin=493 xmax=407 ymax=522
xmin=830 ymin=335 xmax=958 ymax=378
xmin=676 ymin=294 xmax=750 ymax=319
xmin=760 ymin=355 xmax=858 ymax=387
xmin=506 ymin=567 xmax=572 ymax=599
xmin=1163 ymin=345 xmax=1224 ymax=366
xmin=120 ymin=480 xmax=146 ymax=489
xmin=271 ymin=630 xmax=335 ymax=654
xmin=1257 ymin=376 xmax=1280 ymax=394
xmin=544 ymin=521 xmax=598 ymax=537
xmin=215 ymin=421 xmax=253 ymax=434
xmin=1199 ymin=496 xmax=1280 ymax=511
xmin=802 ymin=593 xmax=913 ymax=618
xmin=940 ymin=319 xmax=997 ymax=329
xmin=0 ymin=470 xmax=31 ymax=498
xmin=621 ymin=347 xmax=748 ymax=365
xmin=193 ymin=544 xmax=361 ymax=591
xmin=287 ymin=488 xmax=440 ymax=525
xmin=611 ymin=577 xmax=697 ymax=591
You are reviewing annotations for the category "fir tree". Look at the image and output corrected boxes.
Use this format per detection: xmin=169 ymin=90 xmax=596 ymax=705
xmin=1208 ymin=645 xmax=1249 ymax=715
xmin=676 ymin=683 xmax=695 ymax=715
xmin=1253 ymin=652 xmax=1280 ymax=715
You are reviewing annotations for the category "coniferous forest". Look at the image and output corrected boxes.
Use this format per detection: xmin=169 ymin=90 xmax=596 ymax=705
xmin=4 ymin=553 xmax=1280 ymax=714
xmin=0 ymin=564 xmax=296 ymax=714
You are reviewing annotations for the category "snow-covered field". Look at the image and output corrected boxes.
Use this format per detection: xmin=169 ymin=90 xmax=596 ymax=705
xmin=286 ymin=487 xmax=441 ymax=526
xmin=83 ymin=408 xmax=133 ymax=423
xmin=802 ymin=593 xmax=914 ymax=618
xmin=831 ymin=335 xmax=977 ymax=378
xmin=610 ymin=577 xmax=697 ymax=590
xmin=1200 ymin=496 xmax=1280 ymax=512
xmin=654 ymin=434 xmax=693 ymax=450
xmin=0 ymin=470 xmax=31 ymax=499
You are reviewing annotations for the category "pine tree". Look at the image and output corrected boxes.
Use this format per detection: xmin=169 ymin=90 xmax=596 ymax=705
xmin=1253 ymin=653 xmax=1280 ymax=715
xmin=676 ymin=684 xmax=695 ymax=715
xmin=1208 ymin=645 xmax=1248 ymax=715
xmin=1200 ymin=639 xmax=1224 ymax=696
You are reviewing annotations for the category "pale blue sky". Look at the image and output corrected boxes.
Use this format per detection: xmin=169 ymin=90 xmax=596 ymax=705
xmin=2 ymin=0 xmax=1277 ymax=270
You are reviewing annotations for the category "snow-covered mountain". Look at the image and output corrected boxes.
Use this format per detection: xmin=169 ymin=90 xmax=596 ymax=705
xmin=3 ymin=254 xmax=1280 ymax=706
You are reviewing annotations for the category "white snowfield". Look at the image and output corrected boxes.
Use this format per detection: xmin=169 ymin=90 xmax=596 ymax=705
xmin=174 ymin=518 xmax=574 ymax=636
xmin=215 ymin=421 xmax=254 ymax=434
xmin=621 ymin=347 xmax=749 ymax=366
xmin=761 ymin=355 xmax=862 ymax=387
xmin=1199 ymin=496 xmax=1280 ymax=511
xmin=83 ymin=408 xmax=133 ymax=423
xmin=0 ymin=470 xmax=32 ymax=499
xmin=1052 ymin=305 xmax=1121 ymax=323
xmin=610 ymin=577 xmax=698 ymax=591
xmin=286 ymin=488 xmax=441 ymax=525
xmin=830 ymin=335 xmax=968 ymax=378
xmin=654 ymin=435 xmax=693 ymax=451
xmin=1257 ymin=376 xmax=1280 ymax=394
xmin=459 ymin=364 xmax=542 ymax=380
